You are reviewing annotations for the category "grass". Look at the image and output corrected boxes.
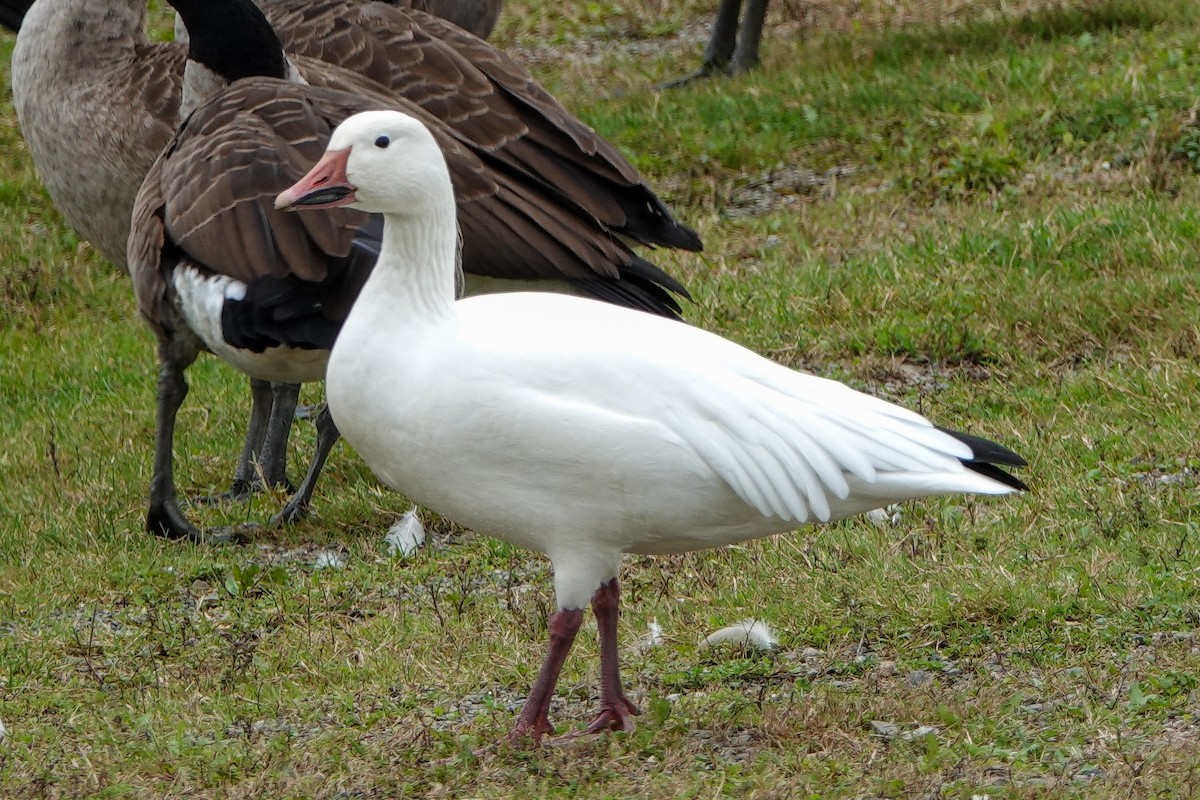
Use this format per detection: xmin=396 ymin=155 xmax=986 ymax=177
xmin=3 ymin=0 xmax=1200 ymax=796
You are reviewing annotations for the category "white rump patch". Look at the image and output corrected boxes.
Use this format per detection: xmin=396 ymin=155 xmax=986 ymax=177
xmin=172 ymin=265 xmax=329 ymax=383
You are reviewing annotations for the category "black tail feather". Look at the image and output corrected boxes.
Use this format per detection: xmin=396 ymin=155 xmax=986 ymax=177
xmin=938 ymin=426 xmax=1029 ymax=492
xmin=568 ymin=255 xmax=692 ymax=320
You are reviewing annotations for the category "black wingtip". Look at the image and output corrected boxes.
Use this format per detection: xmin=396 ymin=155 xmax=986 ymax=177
xmin=964 ymin=460 xmax=1029 ymax=492
xmin=626 ymin=255 xmax=693 ymax=303
xmin=938 ymin=426 xmax=1029 ymax=492
xmin=618 ymin=206 xmax=704 ymax=253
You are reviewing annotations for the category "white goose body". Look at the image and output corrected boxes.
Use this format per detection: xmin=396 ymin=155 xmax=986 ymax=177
xmin=279 ymin=110 xmax=1026 ymax=740
xmin=331 ymin=290 xmax=1007 ymax=600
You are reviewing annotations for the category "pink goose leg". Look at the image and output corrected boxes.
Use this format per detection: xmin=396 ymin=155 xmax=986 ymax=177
xmin=509 ymin=608 xmax=584 ymax=742
xmin=580 ymin=578 xmax=641 ymax=734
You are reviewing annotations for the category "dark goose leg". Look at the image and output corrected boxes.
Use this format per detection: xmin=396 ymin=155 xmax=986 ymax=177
xmin=274 ymin=403 xmax=340 ymax=525
xmin=661 ymin=0 xmax=770 ymax=88
xmin=146 ymin=336 xmax=242 ymax=543
xmin=196 ymin=378 xmax=274 ymax=504
xmin=661 ymin=0 xmax=744 ymax=88
xmin=257 ymin=381 xmax=300 ymax=491
xmin=730 ymin=0 xmax=769 ymax=74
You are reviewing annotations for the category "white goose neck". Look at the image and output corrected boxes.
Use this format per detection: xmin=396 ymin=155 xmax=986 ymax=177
xmin=361 ymin=203 xmax=460 ymax=323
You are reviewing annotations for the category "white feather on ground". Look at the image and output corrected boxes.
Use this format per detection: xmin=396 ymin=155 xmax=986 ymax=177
xmin=699 ymin=618 xmax=779 ymax=650
xmin=385 ymin=508 xmax=426 ymax=557
xmin=866 ymin=504 xmax=903 ymax=527
xmin=637 ymin=619 xmax=664 ymax=651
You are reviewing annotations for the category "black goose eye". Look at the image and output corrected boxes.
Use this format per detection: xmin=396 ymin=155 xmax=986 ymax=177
xmin=374 ymin=135 xmax=391 ymax=149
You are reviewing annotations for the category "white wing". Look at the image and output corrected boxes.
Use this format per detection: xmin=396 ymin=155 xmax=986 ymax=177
xmin=458 ymin=293 xmax=998 ymax=524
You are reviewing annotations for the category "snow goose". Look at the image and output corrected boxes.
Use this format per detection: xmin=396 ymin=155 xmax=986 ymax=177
xmin=129 ymin=0 xmax=695 ymax=541
xmin=276 ymin=109 xmax=1028 ymax=741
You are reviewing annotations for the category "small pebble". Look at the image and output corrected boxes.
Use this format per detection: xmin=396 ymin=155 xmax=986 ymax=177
xmin=902 ymin=725 xmax=938 ymax=741
xmin=870 ymin=720 xmax=900 ymax=739
xmin=312 ymin=550 xmax=346 ymax=570
xmin=866 ymin=505 xmax=902 ymax=527
xmin=907 ymin=670 xmax=933 ymax=687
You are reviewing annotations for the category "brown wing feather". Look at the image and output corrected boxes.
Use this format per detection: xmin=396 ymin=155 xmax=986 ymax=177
xmin=155 ymin=86 xmax=372 ymax=285
xmin=130 ymin=157 xmax=172 ymax=334
xmin=131 ymin=74 xmax=672 ymax=325
xmin=262 ymin=0 xmax=701 ymax=251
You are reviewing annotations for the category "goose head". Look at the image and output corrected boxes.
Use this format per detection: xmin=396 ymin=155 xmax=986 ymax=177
xmin=276 ymin=110 xmax=454 ymax=218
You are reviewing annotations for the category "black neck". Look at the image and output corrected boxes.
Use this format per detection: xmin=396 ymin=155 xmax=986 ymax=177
xmin=0 ymin=0 xmax=32 ymax=34
xmin=169 ymin=0 xmax=289 ymax=81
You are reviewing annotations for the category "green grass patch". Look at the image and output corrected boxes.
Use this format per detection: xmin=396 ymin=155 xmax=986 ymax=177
xmin=3 ymin=0 xmax=1200 ymax=797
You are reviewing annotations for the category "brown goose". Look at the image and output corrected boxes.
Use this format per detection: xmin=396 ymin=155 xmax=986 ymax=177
xmin=12 ymin=0 xmax=699 ymax=540
xmin=129 ymin=0 xmax=697 ymax=542
xmin=9 ymin=0 xmax=521 ymax=272
xmin=5 ymin=0 xmax=508 ymax=509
